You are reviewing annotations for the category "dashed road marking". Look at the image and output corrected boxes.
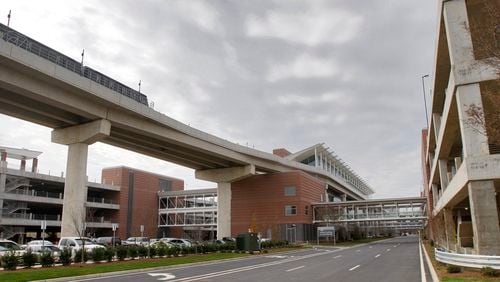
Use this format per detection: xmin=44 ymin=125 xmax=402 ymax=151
xmin=333 ymin=255 xmax=342 ymax=259
xmin=286 ymin=266 xmax=305 ymax=272
xmin=349 ymin=265 xmax=361 ymax=271
xmin=375 ymin=254 xmax=381 ymax=258
xmin=386 ymin=248 xmax=391 ymax=252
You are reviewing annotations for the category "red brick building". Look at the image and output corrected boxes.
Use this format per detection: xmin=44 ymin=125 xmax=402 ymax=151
xmin=232 ymin=170 xmax=324 ymax=241
xmin=101 ymin=166 xmax=183 ymax=239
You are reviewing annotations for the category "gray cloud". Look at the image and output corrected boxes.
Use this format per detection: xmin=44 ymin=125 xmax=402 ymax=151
xmin=0 ymin=0 xmax=437 ymax=197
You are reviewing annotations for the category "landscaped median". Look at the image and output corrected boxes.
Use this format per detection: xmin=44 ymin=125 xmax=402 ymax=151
xmin=0 ymin=240 xmax=301 ymax=282
xmin=422 ymin=240 xmax=500 ymax=282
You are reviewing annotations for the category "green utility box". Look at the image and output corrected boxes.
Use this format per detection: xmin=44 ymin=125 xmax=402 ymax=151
xmin=236 ymin=232 xmax=260 ymax=252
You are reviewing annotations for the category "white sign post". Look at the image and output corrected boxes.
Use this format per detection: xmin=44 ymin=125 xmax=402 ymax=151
xmin=112 ymin=223 xmax=118 ymax=247
xmin=317 ymin=226 xmax=336 ymax=246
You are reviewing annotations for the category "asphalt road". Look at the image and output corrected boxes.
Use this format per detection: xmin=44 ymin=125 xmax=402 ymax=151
xmin=72 ymin=236 xmax=430 ymax=282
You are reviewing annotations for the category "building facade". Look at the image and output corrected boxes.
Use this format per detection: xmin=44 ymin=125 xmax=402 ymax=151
xmin=422 ymin=0 xmax=500 ymax=255
xmin=0 ymin=146 xmax=119 ymax=242
xmin=159 ymin=144 xmax=374 ymax=242
xmin=102 ymin=166 xmax=184 ymax=239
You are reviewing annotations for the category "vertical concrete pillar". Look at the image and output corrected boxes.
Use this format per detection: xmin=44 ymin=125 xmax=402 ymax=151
xmin=32 ymin=158 xmax=38 ymax=173
xmin=20 ymin=159 xmax=26 ymax=171
xmin=443 ymin=208 xmax=456 ymax=251
xmin=1 ymin=151 xmax=6 ymax=161
xmin=442 ymin=0 xmax=475 ymax=66
xmin=217 ymin=182 xmax=231 ymax=239
xmin=456 ymin=84 xmax=490 ymax=157
xmin=468 ymin=181 xmax=500 ymax=255
xmin=341 ymin=194 xmax=347 ymax=202
xmin=60 ymin=143 xmax=89 ymax=237
xmin=431 ymin=184 xmax=438 ymax=207
xmin=52 ymin=119 xmax=111 ymax=237
xmin=438 ymin=160 xmax=449 ymax=190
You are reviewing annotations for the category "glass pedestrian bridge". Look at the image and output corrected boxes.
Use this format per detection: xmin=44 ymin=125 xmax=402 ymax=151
xmin=312 ymin=197 xmax=427 ymax=230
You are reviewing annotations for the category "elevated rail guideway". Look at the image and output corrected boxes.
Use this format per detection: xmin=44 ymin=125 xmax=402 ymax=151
xmin=0 ymin=24 xmax=373 ymax=238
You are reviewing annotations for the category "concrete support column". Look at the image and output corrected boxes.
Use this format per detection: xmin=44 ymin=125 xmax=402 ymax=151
xmin=32 ymin=158 xmax=38 ymax=173
xmin=443 ymin=208 xmax=456 ymax=251
xmin=217 ymin=182 xmax=231 ymax=239
xmin=438 ymin=159 xmax=449 ymax=190
xmin=1 ymin=151 xmax=6 ymax=161
xmin=431 ymin=184 xmax=438 ymax=207
xmin=20 ymin=159 xmax=26 ymax=171
xmin=60 ymin=143 xmax=88 ymax=237
xmin=341 ymin=194 xmax=347 ymax=202
xmin=468 ymin=181 xmax=500 ymax=255
xmin=195 ymin=165 xmax=255 ymax=240
xmin=456 ymin=84 xmax=490 ymax=156
xmin=442 ymin=0 xmax=475 ymax=66
xmin=52 ymin=119 xmax=111 ymax=237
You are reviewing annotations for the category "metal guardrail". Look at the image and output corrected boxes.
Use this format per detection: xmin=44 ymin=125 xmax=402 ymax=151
xmin=435 ymin=248 xmax=500 ymax=269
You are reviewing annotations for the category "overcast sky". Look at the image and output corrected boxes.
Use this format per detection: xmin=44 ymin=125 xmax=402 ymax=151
xmin=0 ymin=0 xmax=437 ymax=198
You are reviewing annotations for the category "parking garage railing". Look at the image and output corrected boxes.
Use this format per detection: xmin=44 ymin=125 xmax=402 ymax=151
xmin=435 ymin=248 xmax=500 ymax=270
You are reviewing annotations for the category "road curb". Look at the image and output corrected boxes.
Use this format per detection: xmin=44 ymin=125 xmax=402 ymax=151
xmin=421 ymin=243 xmax=440 ymax=282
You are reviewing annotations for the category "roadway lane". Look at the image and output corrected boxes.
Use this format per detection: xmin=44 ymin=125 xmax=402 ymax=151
xmin=73 ymin=236 xmax=427 ymax=282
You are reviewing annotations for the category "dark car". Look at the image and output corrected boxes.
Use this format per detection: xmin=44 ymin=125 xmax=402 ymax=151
xmin=95 ymin=237 xmax=121 ymax=246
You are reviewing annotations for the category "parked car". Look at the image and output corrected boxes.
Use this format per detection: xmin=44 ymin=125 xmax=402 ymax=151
xmin=57 ymin=237 xmax=105 ymax=256
xmin=149 ymin=240 xmax=174 ymax=248
xmin=123 ymin=237 xmax=149 ymax=246
xmin=167 ymin=238 xmax=193 ymax=247
xmin=24 ymin=240 xmax=56 ymax=252
xmin=95 ymin=237 xmax=121 ymax=246
xmin=31 ymin=245 xmax=62 ymax=260
xmin=0 ymin=239 xmax=25 ymax=257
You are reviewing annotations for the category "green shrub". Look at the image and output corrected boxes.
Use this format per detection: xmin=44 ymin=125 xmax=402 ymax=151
xmin=157 ymin=245 xmax=167 ymax=257
xmin=447 ymin=264 xmax=462 ymax=273
xmin=60 ymin=247 xmax=72 ymax=266
xmin=128 ymin=246 xmax=138 ymax=259
xmin=429 ymin=240 xmax=434 ymax=247
xmin=74 ymin=249 xmax=89 ymax=263
xmin=481 ymin=266 xmax=499 ymax=277
xmin=91 ymin=248 xmax=106 ymax=263
xmin=22 ymin=249 xmax=37 ymax=268
xmin=148 ymin=246 xmax=157 ymax=258
xmin=104 ymin=247 xmax=115 ymax=262
xmin=116 ymin=246 xmax=128 ymax=261
xmin=2 ymin=251 xmax=19 ymax=270
xmin=263 ymin=249 xmax=269 ymax=253
xmin=40 ymin=252 xmax=55 ymax=267
xmin=137 ymin=245 xmax=148 ymax=258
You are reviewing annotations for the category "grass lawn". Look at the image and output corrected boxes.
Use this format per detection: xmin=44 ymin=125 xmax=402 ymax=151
xmin=423 ymin=241 xmax=499 ymax=282
xmin=0 ymin=253 xmax=249 ymax=282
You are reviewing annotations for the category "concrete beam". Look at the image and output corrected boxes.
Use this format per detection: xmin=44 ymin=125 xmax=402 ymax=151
xmin=195 ymin=165 xmax=256 ymax=183
xmin=52 ymin=119 xmax=111 ymax=145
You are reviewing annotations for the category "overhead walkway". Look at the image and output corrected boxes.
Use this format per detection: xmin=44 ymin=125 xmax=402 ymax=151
xmin=312 ymin=197 xmax=427 ymax=231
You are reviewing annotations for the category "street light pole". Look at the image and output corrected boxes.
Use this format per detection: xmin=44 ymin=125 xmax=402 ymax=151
xmin=421 ymin=74 xmax=430 ymax=127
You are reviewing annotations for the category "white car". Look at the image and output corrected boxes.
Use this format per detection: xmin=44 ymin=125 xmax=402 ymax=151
xmin=23 ymin=240 xmax=55 ymax=251
xmin=123 ymin=237 xmax=149 ymax=246
xmin=167 ymin=238 xmax=193 ymax=247
xmin=57 ymin=237 xmax=105 ymax=255
xmin=0 ymin=239 xmax=25 ymax=257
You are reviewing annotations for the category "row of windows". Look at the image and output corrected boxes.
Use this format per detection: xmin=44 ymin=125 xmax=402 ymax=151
xmin=284 ymin=205 xmax=309 ymax=216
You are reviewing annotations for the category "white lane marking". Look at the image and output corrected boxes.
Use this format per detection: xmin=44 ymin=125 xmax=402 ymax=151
xmin=356 ymin=249 xmax=361 ymax=252
xmin=286 ymin=266 xmax=305 ymax=272
xmin=369 ymin=246 xmax=373 ymax=249
xmin=349 ymin=265 xmax=360 ymax=271
xmin=167 ymin=251 xmax=334 ymax=282
xmin=386 ymin=248 xmax=391 ymax=252
xmin=393 ymin=245 xmax=398 ymax=247
xmin=333 ymin=255 xmax=342 ymax=259
xmin=419 ymin=237 xmax=427 ymax=282
xmin=148 ymin=273 xmax=176 ymax=281
xmin=266 ymin=255 xmax=287 ymax=259
xmin=375 ymin=254 xmax=381 ymax=258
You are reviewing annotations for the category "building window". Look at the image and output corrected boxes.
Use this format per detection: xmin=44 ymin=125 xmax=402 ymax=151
xmin=305 ymin=205 xmax=309 ymax=215
xmin=285 ymin=205 xmax=297 ymax=216
xmin=159 ymin=179 xmax=172 ymax=192
xmin=284 ymin=186 xmax=296 ymax=196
